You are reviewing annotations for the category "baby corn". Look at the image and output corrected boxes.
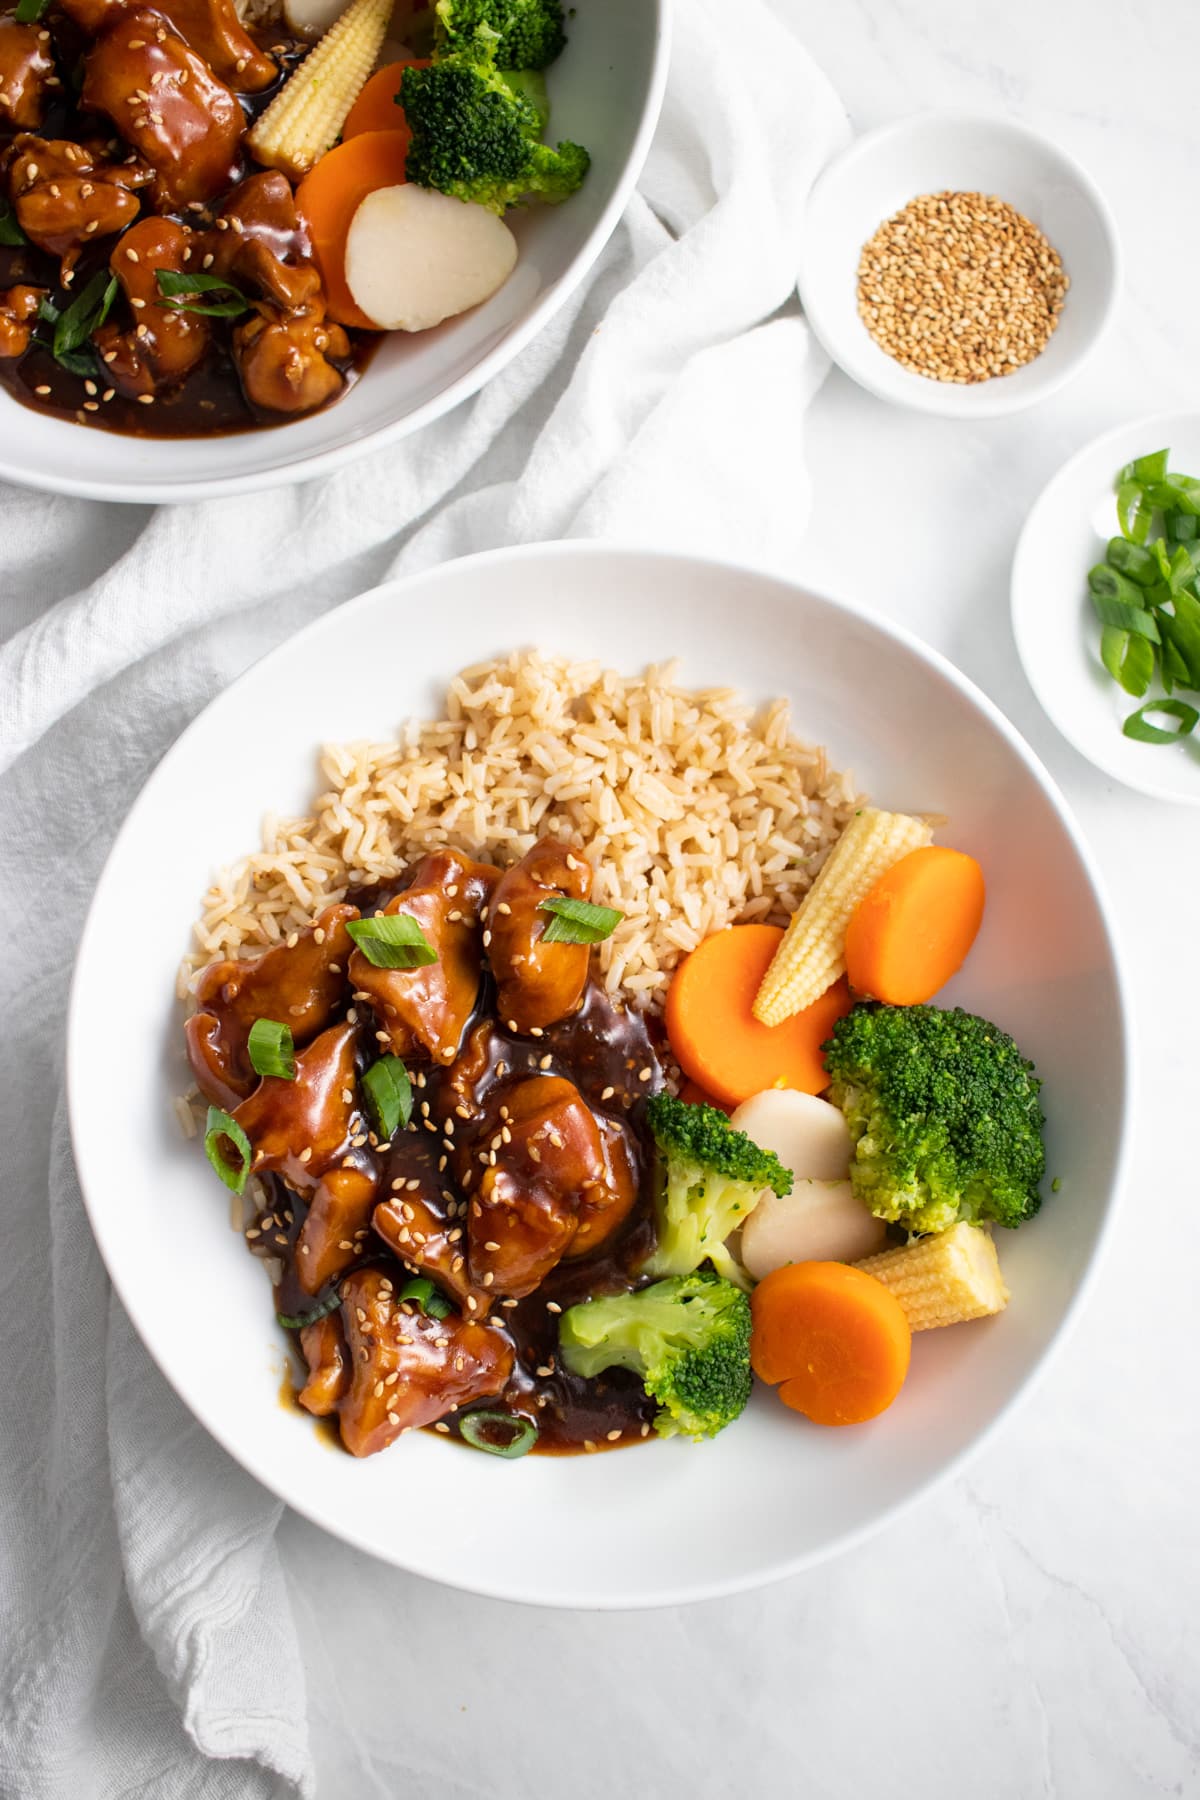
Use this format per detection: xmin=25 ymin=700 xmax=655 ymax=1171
xmin=247 ymin=0 xmax=392 ymax=179
xmin=752 ymin=807 xmax=931 ymax=1025
xmin=856 ymin=1222 xmax=1009 ymax=1331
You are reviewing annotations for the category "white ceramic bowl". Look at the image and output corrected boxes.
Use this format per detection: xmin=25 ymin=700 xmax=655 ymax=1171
xmin=1012 ymin=409 xmax=1200 ymax=805
xmin=67 ymin=544 xmax=1131 ymax=1607
xmin=797 ymin=110 xmax=1120 ymax=418
xmin=0 ymin=0 xmax=669 ymax=504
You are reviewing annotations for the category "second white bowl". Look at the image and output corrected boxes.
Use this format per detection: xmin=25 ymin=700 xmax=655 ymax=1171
xmin=797 ymin=110 xmax=1120 ymax=419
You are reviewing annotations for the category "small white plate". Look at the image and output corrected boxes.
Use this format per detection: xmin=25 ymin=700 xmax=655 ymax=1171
xmin=1012 ymin=411 xmax=1200 ymax=806
xmin=68 ymin=545 xmax=1130 ymax=1607
xmin=797 ymin=111 xmax=1120 ymax=418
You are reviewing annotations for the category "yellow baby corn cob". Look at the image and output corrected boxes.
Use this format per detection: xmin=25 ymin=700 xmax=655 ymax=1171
xmin=752 ymin=807 xmax=931 ymax=1025
xmin=247 ymin=0 xmax=392 ymax=179
xmin=856 ymin=1222 xmax=1009 ymax=1331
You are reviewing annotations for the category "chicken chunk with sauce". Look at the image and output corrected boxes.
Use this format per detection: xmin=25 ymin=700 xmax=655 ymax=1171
xmin=294 ymin=1164 xmax=378 ymax=1296
xmin=93 ymin=215 xmax=210 ymax=398
xmin=82 ymin=10 xmax=243 ymax=209
xmin=333 ymin=1267 xmax=513 ymax=1457
xmin=349 ymin=850 xmax=500 ymax=1065
xmin=58 ymin=0 xmax=277 ymax=91
xmin=184 ymin=901 xmax=357 ymax=1108
xmin=444 ymin=1070 xmax=636 ymax=1297
xmin=0 ymin=17 xmax=57 ymax=130
xmin=8 ymin=134 xmax=147 ymax=266
xmin=0 ymin=284 xmax=45 ymax=357
xmin=487 ymin=839 xmax=594 ymax=1033
xmin=297 ymin=1311 xmax=349 ymax=1416
xmin=232 ymin=1019 xmax=361 ymax=1192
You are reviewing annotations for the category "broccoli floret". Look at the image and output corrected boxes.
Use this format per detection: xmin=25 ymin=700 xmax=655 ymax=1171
xmin=559 ymin=1272 xmax=752 ymax=1441
xmin=823 ymin=1002 xmax=1046 ymax=1236
xmin=435 ymin=0 xmax=566 ymax=70
xmin=640 ymin=1092 xmax=792 ymax=1288
xmin=401 ymin=26 xmax=588 ymax=213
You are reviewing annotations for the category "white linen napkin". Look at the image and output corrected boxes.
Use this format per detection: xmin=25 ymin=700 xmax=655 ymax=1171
xmin=0 ymin=4 xmax=847 ymax=1793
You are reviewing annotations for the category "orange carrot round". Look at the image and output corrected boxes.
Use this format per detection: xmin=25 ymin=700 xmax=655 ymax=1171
xmin=845 ymin=844 xmax=985 ymax=1006
xmin=665 ymin=924 xmax=852 ymax=1108
xmin=750 ymin=1261 xmax=911 ymax=1426
xmin=342 ymin=57 xmax=426 ymax=141
xmin=296 ymin=131 xmax=411 ymax=330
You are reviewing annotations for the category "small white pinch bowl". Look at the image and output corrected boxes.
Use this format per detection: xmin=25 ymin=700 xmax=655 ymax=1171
xmin=797 ymin=110 xmax=1120 ymax=418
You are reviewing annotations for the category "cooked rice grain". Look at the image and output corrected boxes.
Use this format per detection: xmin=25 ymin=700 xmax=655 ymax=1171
xmin=184 ymin=652 xmax=862 ymax=1014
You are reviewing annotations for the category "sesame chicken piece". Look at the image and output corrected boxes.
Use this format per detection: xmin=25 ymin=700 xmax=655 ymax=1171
xmin=233 ymin=1020 xmax=359 ymax=1193
xmin=486 ymin=839 xmax=593 ymax=1033
xmin=0 ymin=17 xmax=56 ymax=130
xmin=348 ymin=850 xmax=500 ymax=1065
xmin=373 ymin=1186 xmax=490 ymax=1318
xmin=57 ymin=0 xmax=277 ymax=91
xmin=297 ymin=1311 xmax=350 ymax=1416
xmin=295 ymin=1164 xmax=379 ymax=1295
xmin=335 ymin=1267 xmax=512 ymax=1457
xmin=455 ymin=1074 xmax=635 ymax=1297
xmin=8 ymin=134 xmax=147 ymax=267
xmin=185 ymin=902 xmax=358 ymax=1108
xmin=0 ymin=284 xmax=46 ymax=358
xmin=82 ymin=10 xmax=242 ymax=209
xmin=199 ymin=171 xmax=324 ymax=311
xmin=92 ymin=215 xmax=210 ymax=399
xmin=232 ymin=300 xmax=348 ymax=415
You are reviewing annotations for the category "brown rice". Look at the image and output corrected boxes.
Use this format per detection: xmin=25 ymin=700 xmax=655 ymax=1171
xmin=181 ymin=651 xmax=862 ymax=1015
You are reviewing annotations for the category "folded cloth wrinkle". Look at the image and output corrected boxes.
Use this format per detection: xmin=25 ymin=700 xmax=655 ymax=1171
xmin=0 ymin=3 xmax=847 ymax=1793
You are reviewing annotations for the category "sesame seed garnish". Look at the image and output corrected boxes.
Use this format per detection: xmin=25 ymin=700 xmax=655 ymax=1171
xmin=606 ymin=1429 xmax=622 ymax=1441
xmin=601 ymin=1086 xmax=615 ymax=1101
xmin=34 ymin=384 xmax=51 ymax=396
xmin=638 ymin=1067 xmax=652 ymax=1082
xmin=640 ymin=1422 xmax=651 ymax=1437
xmin=298 ymin=1147 xmax=312 ymax=1163
xmin=535 ymin=1365 xmax=552 ymax=1378
xmin=434 ymin=1421 xmax=450 ymax=1433
xmin=125 ymin=247 xmax=140 ymax=263
xmin=546 ymin=1301 xmax=562 ymax=1314
xmin=466 ymin=1296 xmax=478 ymax=1311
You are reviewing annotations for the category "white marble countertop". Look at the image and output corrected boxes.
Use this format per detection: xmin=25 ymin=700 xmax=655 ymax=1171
xmin=285 ymin=3 xmax=1199 ymax=1795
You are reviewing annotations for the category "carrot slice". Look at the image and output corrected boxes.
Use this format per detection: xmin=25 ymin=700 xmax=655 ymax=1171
xmin=845 ymin=845 xmax=985 ymax=1006
xmin=295 ymin=130 xmax=411 ymax=330
xmin=665 ymin=924 xmax=852 ymax=1108
xmin=750 ymin=1261 xmax=911 ymax=1426
xmin=342 ymin=56 xmax=426 ymax=141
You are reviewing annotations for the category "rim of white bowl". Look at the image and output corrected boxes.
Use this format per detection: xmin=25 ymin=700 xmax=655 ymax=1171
xmin=66 ymin=542 xmax=1135 ymax=1607
xmin=1012 ymin=406 xmax=1200 ymax=806
xmin=0 ymin=1 xmax=671 ymax=506
xmin=797 ymin=108 xmax=1123 ymax=421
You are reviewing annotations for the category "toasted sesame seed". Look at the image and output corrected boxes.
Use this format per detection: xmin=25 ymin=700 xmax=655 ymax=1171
xmin=535 ymin=1365 xmax=553 ymax=1378
xmin=638 ymin=1067 xmax=652 ymax=1082
xmin=34 ymin=384 xmax=51 ymax=395
xmin=606 ymin=1429 xmax=622 ymax=1441
xmin=601 ymin=1086 xmax=615 ymax=1101
xmin=546 ymin=1301 xmax=561 ymax=1314
xmin=434 ymin=1420 xmax=451 ymax=1433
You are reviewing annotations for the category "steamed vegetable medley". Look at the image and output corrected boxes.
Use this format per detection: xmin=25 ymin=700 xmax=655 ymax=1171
xmin=183 ymin=789 xmax=1049 ymax=1458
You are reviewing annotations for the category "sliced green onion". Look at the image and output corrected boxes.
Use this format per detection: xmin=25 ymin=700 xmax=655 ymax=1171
xmin=155 ymin=267 xmax=250 ymax=318
xmin=1088 ymin=563 xmax=1148 ymax=608
xmin=1131 ymin=448 xmax=1169 ymax=484
xmin=537 ymin=895 xmax=624 ymax=945
xmin=204 ymin=1105 xmax=251 ymax=1194
xmin=1090 ymin=594 xmax=1160 ymax=641
xmin=346 ymin=912 xmax=438 ymax=969
xmin=1158 ymin=601 xmax=1200 ymax=688
xmin=397 ymin=1275 xmax=453 ymax=1319
xmin=277 ymin=1289 xmax=342 ymax=1330
xmin=1105 ymin=537 xmax=1159 ymax=588
xmin=1168 ymin=543 xmax=1200 ymax=593
xmin=1116 ymin=480 xmax=1150 ymax=544
xmin=1099 ymin=627 xmax=1153 ymax=698
xmin=0 ymin=198 xmax=27 ymax=246
xmin=362 ymin=1054 xmax=412 ymax=1140
xmin=1122 ymin=699 xmax=1199 ymax=743
xmin=459 ymin=1411 xmax=538 ymax=1458
xmin=14 ymin=0 xmax=51 ymax=20
xmin=247 ymin=1017 xmax=296 ymax=1080
xmin=1167 ymin=511 xmax=1198 ymax=544
xmin=1148 ymin=473 xmax=1200 ymax=517
xmin=53 ymin=269 xmax=118 ymax=365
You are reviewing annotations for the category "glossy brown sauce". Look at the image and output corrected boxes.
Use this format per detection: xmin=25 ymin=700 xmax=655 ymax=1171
xmin=0 ymin=23 xmax=376 ymax=436
xmin=249 ymin=973 xmax=665 ymax=1456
